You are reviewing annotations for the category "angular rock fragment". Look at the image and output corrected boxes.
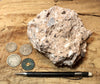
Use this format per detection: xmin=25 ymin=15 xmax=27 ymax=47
xmin=27 ymin=6 xmax=92 ymax=67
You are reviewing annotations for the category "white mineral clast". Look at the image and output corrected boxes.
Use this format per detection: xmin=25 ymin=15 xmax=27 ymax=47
xmin=27 ymin=6 xmax=92 ymax=67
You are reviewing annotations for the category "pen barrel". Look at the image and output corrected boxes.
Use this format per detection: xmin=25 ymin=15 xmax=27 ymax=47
xmin=80 ymin=72 xmax=89 ymax=77
xmin=26 ymin=72 xmax=89 ymax=77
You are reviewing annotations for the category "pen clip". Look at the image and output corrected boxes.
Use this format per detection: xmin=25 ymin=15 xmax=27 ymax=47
xmin=66 ymin=71 xmax=83 ymax=80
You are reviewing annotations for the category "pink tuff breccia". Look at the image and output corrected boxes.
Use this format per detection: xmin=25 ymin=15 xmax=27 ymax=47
xmin=27 ymin=6 xmax=92 ymax=67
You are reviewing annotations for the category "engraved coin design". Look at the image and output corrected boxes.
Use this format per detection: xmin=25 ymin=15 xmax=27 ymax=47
xmin=6 ymin=42 xmax=17 ymax=52
xmin=7 ymin=54 xmax=21 ymax=67
xmin=19 ymin=44 xmax=32 ymax=56
xmin=22 ymin=58 xmax=35 ymax=70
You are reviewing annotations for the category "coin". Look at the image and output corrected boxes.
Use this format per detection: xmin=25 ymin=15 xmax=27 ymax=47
xmin=19 ymin=44 xmax=32 ymax=56
xmin=7 ymin=54 xmax=21 ymax=67
xmin=21 ymin=58 xmax=35 ymax=70
xmin=6 ymin=42 xmax=17 ymax=52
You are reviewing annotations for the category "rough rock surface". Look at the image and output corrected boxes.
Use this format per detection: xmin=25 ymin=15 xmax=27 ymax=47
xmin=27 ymin=6 xmax=92 ymax=67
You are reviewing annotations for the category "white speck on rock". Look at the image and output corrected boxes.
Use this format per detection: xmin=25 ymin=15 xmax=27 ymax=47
xmin=41 ymin=37 xmax=46 ymax=41
xmin=64 ymin=43 xmax=70 ymax=48
xmin=36 ymin=28 xmax=39 ymax=33
xmin=68 ymin=50 xmax=73 ymax=56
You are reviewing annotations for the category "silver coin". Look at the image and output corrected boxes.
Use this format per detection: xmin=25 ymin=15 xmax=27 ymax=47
xmin=7 ymin=54 xmax=21 ymax=67
xmin=19 ymin=44 xmax=32 ymax=56
xmin=6 ymin=42 xmax=17 ymax=52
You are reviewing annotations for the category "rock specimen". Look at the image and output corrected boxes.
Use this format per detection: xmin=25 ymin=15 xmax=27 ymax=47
xmin=27 ymin=6 xmax=92 ymax=67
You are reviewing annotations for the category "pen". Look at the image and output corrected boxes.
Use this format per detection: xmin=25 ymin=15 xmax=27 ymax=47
xmin=16 ymin=72 xmax=93 ymax=77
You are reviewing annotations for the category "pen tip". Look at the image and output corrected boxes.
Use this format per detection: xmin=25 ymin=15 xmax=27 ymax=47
xmin=15 ymin=72 xmax=27 ymax=76
xmin=88 ymin=72 xmax=93 ymax=77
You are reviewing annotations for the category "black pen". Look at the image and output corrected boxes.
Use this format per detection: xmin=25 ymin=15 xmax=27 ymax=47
xmin=16 ymin=72 xmax=92 ymax=77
